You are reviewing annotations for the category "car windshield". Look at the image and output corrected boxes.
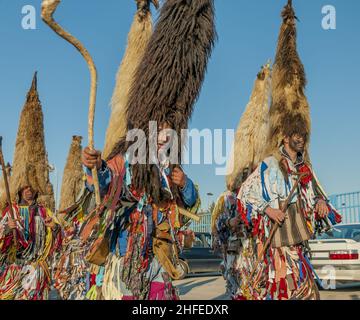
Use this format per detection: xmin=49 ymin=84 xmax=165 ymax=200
xmin=317 ymin=225 xmax=360 ymax=242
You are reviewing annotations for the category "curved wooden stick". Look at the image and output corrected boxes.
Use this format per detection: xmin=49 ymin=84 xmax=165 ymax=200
xmin=41 ymin=0 xmax=101 ymax=206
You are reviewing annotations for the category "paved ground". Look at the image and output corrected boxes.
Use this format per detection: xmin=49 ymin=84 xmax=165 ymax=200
xmin=174 ymin=275 xmax=360 ymax=300
xmin=50 ymin=275 xmax=360 ymax=300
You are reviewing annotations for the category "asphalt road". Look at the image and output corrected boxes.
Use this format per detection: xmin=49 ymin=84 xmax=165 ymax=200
xmin=49 ymin=275 xmax=360 ymax=300
xmin=174 ymin=276 xmax=360 ymax=300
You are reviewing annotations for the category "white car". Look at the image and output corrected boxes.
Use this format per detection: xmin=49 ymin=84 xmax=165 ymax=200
xmin=309 ymin=223 xmax=360 ymax=285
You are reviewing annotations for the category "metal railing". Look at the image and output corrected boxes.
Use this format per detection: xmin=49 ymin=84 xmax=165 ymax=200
xmin=191 ymin=212 xmax=212 ymax=233
xmin=329 ymin=191 xmax=360 ymax=224
xmin=190 ymin=191 xmax=360 ymax=232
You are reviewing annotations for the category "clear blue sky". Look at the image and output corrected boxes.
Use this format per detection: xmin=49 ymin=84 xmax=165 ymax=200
xmin=0 ymin=0 xmax=359 ymax=209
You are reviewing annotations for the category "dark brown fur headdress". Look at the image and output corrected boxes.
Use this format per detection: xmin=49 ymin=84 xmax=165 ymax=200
xmin=264 ymin=0 xmax=311 ymax=160
xmin=109 ymin=0 xmax=216 ymax=204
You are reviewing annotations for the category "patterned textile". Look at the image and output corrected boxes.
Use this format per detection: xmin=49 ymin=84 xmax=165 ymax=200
xmin=0 ymin=204 xmax=61 ymax=300
xmin=54 ymin=153 xmax=200 ymax=300
xmin=213 ymin=148 xmax=341 ymax=300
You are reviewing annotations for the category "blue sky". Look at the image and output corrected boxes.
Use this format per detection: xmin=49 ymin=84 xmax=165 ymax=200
xmin=0 ymin=0 xmax=359 ymax=209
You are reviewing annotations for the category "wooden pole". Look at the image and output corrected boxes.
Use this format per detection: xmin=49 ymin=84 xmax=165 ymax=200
xmin=0 ymin=137 xmax=17 ymax=244
xmin=178 ymin=207 xmax=201 ymax=223
xmin=244 ymin=174 xmax=306 ymax=291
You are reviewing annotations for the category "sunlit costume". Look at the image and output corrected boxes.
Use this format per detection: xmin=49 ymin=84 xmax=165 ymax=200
xmin=54 ymin=0 xmax=215 ymax=300
xmin=212 ymin=63 xmax=271 ymax=299
xmin=0 ymin=73 xmax=60 ymax=300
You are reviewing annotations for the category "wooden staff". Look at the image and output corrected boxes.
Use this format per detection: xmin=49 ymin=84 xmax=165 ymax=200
xmin=41 ymin=0 xmax=101 ymax=206
xmin=0 ymin=137 xmax=17 ymax=244
xmin=178 ymin=207 xmax=201 ymax=223
xmin=244 ymin=173 xmax=307 ymax=291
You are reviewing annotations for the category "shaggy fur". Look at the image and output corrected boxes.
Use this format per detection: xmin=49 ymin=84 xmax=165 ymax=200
xmin=226 ymin=63 xmax=271 ymax=192
xmin=264 ymin=0 xmax=311 ymax=160
xmin=102 ymin=2 xmax=154 ymax=159
xmin=59 ymin=136 xmax=84 ymax=212
xmin=109 ymin=0 xmax=216 ymax=204
xmin=9 ymin=73 xmax=55 ymax=210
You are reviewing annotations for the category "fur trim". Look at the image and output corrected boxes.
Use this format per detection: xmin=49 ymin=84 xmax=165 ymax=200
xmin=59 ymin=136 xmax=84 ymax=211
xmin=109 ymin=0 xmax=216 ymax=204
xmin=264 ymin=0 xmax=311 ymax=161
xmin=9 ymin=72 xmax=55 ymax=210
xmin=226 ymin=63 xmax=271 ymax=192
xmin=103 ymin=3 xmax=154 ymax=159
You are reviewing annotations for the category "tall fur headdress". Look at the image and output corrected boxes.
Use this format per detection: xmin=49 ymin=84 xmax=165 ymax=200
xmin=59 ymin=135 xmax=84 ymax=212
xmin=109 ymin=0 xmax=216 ymax=204
xmin=102 ymin=0 xmax=157 ymax=159
xmin=264 ymin=0 xmax=311 ymax=160
xmin=9 ymin=73 xmax=55 ymax=210
xmin=226 ymin=63 xmax=271 ymax=192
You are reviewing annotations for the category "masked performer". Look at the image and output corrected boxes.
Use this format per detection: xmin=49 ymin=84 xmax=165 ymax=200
xmin=212 ymin=63 xmax=271 ymax=299
xmin=232 ymin=1 xmax=341 ymax=300
xmin=55 ymin=0 xmax=215 ymax=300
xmin=52 ymin=0 xmax=157 ymax=300
xmin=0 ymin=185 xmax=61 ymax=300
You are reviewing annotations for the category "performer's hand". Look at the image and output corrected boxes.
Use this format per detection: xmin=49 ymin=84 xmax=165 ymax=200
xmin=44 ymin=217 xmax=56 ymax=230
xmin=265 ymin=207 xmax=286 ymax=225
xmin=229 ymin=216 xmax=242 ymax=230
xmin=82 ymin=147 xmax=102 ymax=170
xmin=315 ymin=199 xmax=329 ymax=218
xmin=8 ymin=218 xmax=17 ymax=230
xmin=171 ymin=167 xmax=187 ymax=188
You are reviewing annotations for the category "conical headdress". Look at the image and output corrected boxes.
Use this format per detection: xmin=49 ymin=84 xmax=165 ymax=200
xmin=226 ymin=63 xmax=271 ymax=192
xmin=10 ymin=73 xmax=55 ymax=210
xmin=59 ymin=135 xmax=84 ymax=212
xmin=102 ymin=0 xmax=157 ymax=159
xmin=109 ymin=0 xmax=216 ymax=204
xmin=264 ymin=0 xmax=311 ymax=160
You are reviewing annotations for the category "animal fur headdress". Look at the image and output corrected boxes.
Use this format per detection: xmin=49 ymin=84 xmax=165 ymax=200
xmin=264 ymin=0 xmax=311 ymax=160
xmin=226 ymin=63 xmax=271 ymax=192
xmin=9 ymin=73 xmax=55 ymax=210
xmin=102 ymin=0 xmax=158 ymax=159
xmin=109 ymin=0 xmax=216 ymax=204
xmin=59 ymin=135 xmax=84 ymax=212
